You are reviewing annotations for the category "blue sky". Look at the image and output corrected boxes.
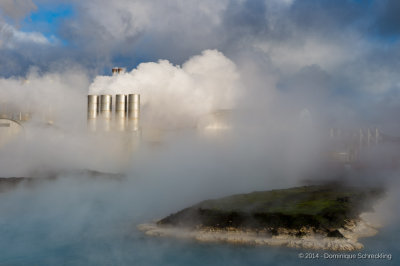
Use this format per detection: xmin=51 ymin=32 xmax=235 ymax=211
xmin=1 ymin=0 xmax=399 ymax=74
xmin=0 ymin=0 xmax=400 ymax=131
xmin=21 ymin=3 xmax=74 ymax=41
xmin=1 ymin=0 xmax=400 ymax=121
xmin=2 ymin=1 xmax=397 ymax=64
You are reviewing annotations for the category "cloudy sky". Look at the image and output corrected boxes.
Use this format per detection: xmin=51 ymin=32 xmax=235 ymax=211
xmin=1 ymin=0 xmax=400 ymax=131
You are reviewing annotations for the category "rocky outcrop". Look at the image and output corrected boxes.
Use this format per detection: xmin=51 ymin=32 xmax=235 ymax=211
xmin=138 ymin=217 xmax=378 ymax=251
xmin=139 ymin=185 xmax=384 ymax=250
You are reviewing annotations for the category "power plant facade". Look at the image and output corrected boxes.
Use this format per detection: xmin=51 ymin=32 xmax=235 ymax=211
xmin=87 ymin=68 xmax=140 ymax=133
xmin=87 ymin=93 xmax=140 ymax=132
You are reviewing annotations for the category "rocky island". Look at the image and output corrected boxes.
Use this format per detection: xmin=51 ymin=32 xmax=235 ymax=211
xmin=138 ymin=185 xmax=384 ymax=251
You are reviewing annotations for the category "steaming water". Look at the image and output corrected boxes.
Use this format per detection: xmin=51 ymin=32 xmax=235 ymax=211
xmin=0 ymin=128 xmax=397 ymax=266
xmin=0 ymin=174 xmax=397 ymax=266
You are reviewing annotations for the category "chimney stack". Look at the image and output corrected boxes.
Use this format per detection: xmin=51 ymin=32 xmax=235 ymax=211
xmin=128 ymin=94 xmax=140 ymax=131
xmin=87 ymin=95 xmax=99 ymax=131
xmin=112 ymin=67 xmax=125 ymax=75
xmin=100 ymin=95 xmax=112 ymax=131
xmin=115 ymin=94 xmax=127 ymax=131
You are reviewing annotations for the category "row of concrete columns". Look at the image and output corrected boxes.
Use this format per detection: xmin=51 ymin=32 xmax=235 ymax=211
xmin=87 ymin=94 xmax=140 ymax=132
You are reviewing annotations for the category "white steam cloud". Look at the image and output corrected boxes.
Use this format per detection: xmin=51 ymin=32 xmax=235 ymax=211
xmin=0 ymin=50 xmax=242 ymax=178
xmin=89 ymin=49 xmax=241 ymax=128
xmin=0 ymin=67 xmax=88 ymax=127
xmin=0 ymin=1 xmax=399 ymax=263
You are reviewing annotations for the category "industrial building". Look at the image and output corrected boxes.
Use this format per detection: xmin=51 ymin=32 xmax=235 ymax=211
xmin=87 ymin=93 xmax=140 ymax=132
xmin=87 ymin=68 xmax=140 ymax=133
xmin=328 ymin=128 xmax=382 ymax=163
xmin=0 ymin=118 xmax=24 ymax=148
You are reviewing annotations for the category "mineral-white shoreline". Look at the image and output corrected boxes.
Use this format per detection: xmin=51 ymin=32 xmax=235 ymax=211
xmin=138 ymin=215 xmax=378 ymax=251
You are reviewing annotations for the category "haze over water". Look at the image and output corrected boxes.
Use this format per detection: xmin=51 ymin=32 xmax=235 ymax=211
xmin=0 ymin=170 xmax=397 ymax=266
xmin=1 ymin=0 xmax=400 ymax=265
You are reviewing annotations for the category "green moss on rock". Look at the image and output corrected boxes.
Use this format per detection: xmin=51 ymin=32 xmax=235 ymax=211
xmin=158 ymin=185 xmax=383 ymax=231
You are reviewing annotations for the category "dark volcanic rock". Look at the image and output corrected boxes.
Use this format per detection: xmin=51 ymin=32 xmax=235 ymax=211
xmin=327 ymin=229 xmax=344 ymax=238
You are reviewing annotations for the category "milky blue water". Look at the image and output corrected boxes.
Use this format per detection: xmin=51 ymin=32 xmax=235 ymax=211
xmin=0 ymin=174 xmax=397 ymax=266
xmin=0 ymin=220 xmax=397 ymax=266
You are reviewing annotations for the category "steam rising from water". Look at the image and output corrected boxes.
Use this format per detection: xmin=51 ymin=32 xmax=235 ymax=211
xmin=0 ymin=47 xmax=399 ymax=264
xmin=0 ymin=1 xmax=400 ymax=264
